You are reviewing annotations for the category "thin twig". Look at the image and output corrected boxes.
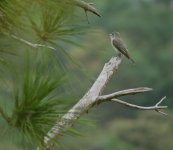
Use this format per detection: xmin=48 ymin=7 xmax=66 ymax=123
xmin=111 ymin=97 xmax=167 ymax=115
xmin=10 ymin=34 xmax=56 ymax=51
xmin=84 ymin=10 xmax=90 ymax=24
xmin=156 ymin=96 xmax=166 ymax=106
xmin=98 ymin=87 xmax=153 ymax=101
xmin=155 ymin=96 xmax=167 ymax=115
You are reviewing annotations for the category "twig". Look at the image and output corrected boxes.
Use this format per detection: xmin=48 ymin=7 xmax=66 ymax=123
xmin=10 ymin=34 xmax=56 ymax=51
xmin=74 ymin=0 xmax=101 ymax=17
xmin=111 ymin=97 xmax=167 ymax=115
xmin=84 ymin=10 xmax=90 ymax=24
xmin=155 ymin=96 xmax=168 ymax=115
xmin=98 ymin=87 xmax=153 ymax=102
xmin=156 ymin=96 xmax=166 ymax=106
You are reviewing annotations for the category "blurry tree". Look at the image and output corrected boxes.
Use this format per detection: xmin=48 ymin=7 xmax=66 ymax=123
xmin=63 ymin=112 xmax=173 ymax=150
xmin=0 ymin=0 xmax=89 ymax=149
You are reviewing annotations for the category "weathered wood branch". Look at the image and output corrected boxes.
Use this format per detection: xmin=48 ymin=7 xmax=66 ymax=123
xmin=111 ymin=97 xmax=167 ymax=115
xmin=43 ymin=56 xmax=122 ymax=149
xmin=74 ymin=0 xmax=101 ymax=17
xmin=41 ymin=55 xmax=167 ymax=149
xmin=98 ymin=87 xmax=153 ymax=102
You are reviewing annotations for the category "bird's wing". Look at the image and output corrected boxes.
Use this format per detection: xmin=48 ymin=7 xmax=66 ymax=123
xmin=113 ymin=38 xmax=130 ymax=59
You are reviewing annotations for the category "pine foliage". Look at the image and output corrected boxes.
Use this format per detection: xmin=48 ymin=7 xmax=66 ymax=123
xmin=0 ymin=0 xmax=83 ymax=149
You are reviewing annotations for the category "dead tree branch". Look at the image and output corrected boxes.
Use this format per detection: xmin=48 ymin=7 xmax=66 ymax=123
xmin=40 ymin=55 xmax=167 ymax=150
xmin=98 ymin=87 xmax=153 ymax=102
xmin=74 ymin=0 xmax=101 ymax=17
xmin=43 ymin=56 xmax=122 ymax=149
xmin=111 ymin=97 xmax=167 ymax=115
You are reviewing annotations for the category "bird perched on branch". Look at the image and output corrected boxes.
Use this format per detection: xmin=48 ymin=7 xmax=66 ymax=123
xmin=109 ymin=32 xmax=135 ymax=63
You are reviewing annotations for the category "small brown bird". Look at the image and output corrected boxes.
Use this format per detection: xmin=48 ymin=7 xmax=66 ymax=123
xmin=109 ymin=32 xmax=135 ymax=63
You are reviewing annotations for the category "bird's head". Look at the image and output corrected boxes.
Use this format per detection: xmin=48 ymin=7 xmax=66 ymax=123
xmin=109 ymin=32 xmax=120 ymax=40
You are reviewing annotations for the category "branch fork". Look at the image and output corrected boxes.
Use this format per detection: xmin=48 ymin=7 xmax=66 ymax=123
xmin=73 ymin=0 xmax=101 ymax=23
xmin=155 ymin=96 xmax=167 ymax=115
xmin=41 ymin=55 xmax=167 ymax=149
xmin=97 ymin=89 xmax=167 ymax=115
xmin=74 ymin=0 xmax=101 ymax=17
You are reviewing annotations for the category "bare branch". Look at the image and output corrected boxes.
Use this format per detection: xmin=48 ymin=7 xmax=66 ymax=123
xmin=111 ymin=97 xmax=167 ymax=115
xmin=98 ymin=87 xmax=153 ymax=102
xmin=37 ymin=53 xmax=167 ymax=149
xmin=43 ymin=56 xmax=122 ymax=149
xmin=40 ymin=54 xmax=168 ymax=150
xmin=74 ymin=0 xmax=101 ymax=17
xmin=155 ymin=96 xmax=168 ymax=115
xmin=10 ymin=34 xmax=56 ymax=51
xmin=84 ymin=10 xmax=90 ymax=24
xmin=156 ymin=96 xmax=166 ymax=106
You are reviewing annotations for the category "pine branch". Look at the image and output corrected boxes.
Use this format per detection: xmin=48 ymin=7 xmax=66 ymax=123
xmin=10 ymin=34 xmax=56 ymax=51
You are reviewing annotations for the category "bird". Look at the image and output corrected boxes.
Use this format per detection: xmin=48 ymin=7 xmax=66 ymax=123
xmin=109 ymin=32 xmax=135 ymax=63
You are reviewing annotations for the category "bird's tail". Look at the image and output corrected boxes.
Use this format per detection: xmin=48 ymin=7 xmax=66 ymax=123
xmin=129 ymin=57 xmax=136 ymax=64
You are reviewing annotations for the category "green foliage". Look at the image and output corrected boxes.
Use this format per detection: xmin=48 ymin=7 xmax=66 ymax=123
xmin=0 ymin=0 xmax=75 ymax=33
xmin=0 ymin=0 xmax=82 ymax=70
xmin=12 ymin=63 xmax=63 ymax=145
xmin=28 ymin=0 xmax=77 ymax=43
xmin=0 ymin=0 xmax=22 ymax=32
xmin=0 ymin=55 xmax=69 ymax=147
xmin=0 ymin=0 xmax=84 ymax=149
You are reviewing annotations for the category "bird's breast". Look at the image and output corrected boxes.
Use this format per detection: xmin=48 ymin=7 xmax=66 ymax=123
xmin=111 ymin=40 xmax=118 ymax=52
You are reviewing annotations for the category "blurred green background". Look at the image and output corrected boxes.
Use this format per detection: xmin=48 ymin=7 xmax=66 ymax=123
xmin=65 ymin=1 xmax=173 ymax=149
xmin=0 ymin=0 xmax=173 ymax=150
